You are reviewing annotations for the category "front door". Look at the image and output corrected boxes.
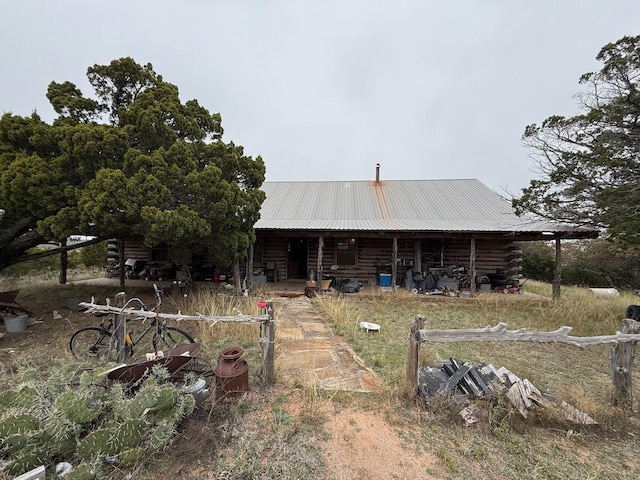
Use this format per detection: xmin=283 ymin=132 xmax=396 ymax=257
xmin=287 ymin=238 xmax=308 ymax=279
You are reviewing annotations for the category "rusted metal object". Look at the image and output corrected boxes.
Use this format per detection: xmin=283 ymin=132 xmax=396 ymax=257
xmin=215 ymin=346 xmax=249 ymax=396
xmin=0 ymin=290 xmax=31 ymax=316
xmin=107 ymin=343 xmax=201 ymax=384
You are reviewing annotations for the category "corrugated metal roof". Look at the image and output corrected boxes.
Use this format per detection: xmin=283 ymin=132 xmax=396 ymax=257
xmin=254 ymin=179 xmax=596 ymax=235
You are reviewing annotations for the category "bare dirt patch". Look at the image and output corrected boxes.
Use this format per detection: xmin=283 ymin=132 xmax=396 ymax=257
xmin=321 ymin=408 xmax=439 ymax=480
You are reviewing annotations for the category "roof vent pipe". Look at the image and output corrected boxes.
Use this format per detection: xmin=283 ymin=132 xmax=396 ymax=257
xmin=375 ymin=163 xmax=380 ymax=183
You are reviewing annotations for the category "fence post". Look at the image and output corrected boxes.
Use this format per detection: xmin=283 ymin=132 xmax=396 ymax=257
xmin=406 ymin=315 xmax=425 ymax=391
xmin=611 ymin=318 xmax=640 ymax=409
xmin=114 ymin=292 xmax=127 ymax=362
xmin=261 ymin=300 xmax=276 ymax=384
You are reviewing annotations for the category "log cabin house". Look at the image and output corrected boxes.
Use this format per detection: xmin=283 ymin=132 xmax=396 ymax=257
xmin=251 ymin=167 xmax=598 ymax=293
xmin=112 ymin=167 xmax=598 ymax=294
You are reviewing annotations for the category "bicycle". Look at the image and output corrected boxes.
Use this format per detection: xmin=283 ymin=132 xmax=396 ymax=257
xmin=69 ymin=284 xmax=194 ymax=362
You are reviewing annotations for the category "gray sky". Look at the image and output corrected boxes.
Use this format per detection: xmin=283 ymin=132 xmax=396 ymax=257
xmin=2 ymin=1 xmax=639 ymax=195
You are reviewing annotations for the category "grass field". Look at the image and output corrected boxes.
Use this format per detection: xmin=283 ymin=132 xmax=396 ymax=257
xmin=312 ymin=281 xmax=640 ymax=479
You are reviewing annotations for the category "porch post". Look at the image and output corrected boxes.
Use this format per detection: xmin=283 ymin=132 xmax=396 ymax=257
xmin=414 ymin=239 xmax=422 ymax=273
xmin=59 ymin=238 xmax=68 ymax=285
xmin=247 ymin=244 xmax=254 ymax=287
xmin=552 ymin=236 xmax=561 ymax=299
xmin=392 ymin=237 xmax=398 ymax=287
xmin=469 ymin=237 xmax=476 ymax=295
xmin=317 ymin=236 xmax=324 ymax=284
xmin=118 ymin=237 xmax=125 ymax=287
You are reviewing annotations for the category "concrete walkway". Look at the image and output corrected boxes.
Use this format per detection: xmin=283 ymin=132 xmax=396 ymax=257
xmin=272 ymin=295 xmax=383 ymax=393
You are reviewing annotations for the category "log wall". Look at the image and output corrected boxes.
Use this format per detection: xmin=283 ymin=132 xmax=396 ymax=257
xmin=256 ymin=232 xmax=522 ymax=284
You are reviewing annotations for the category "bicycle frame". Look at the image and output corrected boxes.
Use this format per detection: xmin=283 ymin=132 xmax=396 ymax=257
xmin=101 ymin=313 xmax=166 ymax=345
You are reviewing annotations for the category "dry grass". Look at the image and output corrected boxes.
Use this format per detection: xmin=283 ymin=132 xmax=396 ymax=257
xmin=313 ymin=284 xmax=640 ymax=479
xmin=3 ymin=277 xmax=640 ymax=479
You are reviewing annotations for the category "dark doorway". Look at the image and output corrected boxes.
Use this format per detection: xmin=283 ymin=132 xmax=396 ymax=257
xmin=287 ymin=237 xmax=308 ymax=279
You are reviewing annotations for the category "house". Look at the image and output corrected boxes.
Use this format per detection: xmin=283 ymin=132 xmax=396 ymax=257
xmin=251 ymin=166 xmax=598 ymax=292
xmin=111 ymin=166 xmax=597 ymax=293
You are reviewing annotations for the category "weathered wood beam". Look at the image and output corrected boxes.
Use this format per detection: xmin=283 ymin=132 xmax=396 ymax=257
xmin=611 ymin=318 xmax=640 ymax=408
xmin=118 ymin=238 xmax=125 ymax=287
xmin=392 ymin=237 xmax=398 ymax=287
xmin=416 ymin=322 xmax=640 ymax=347
xmin=114 ymin=292 xmax=127 ymax=362
xmin=260 ymin=300 xmax=276 ymax=384
xmin=78 ymin=301 xmax=270 ymax=325
xmin=469 ymin=237 xmax=476 ymax=295
xmin=317 ymin=236 xmax=324 ymax=282
xmin=405 ymin=315 xmax=425 ymax=389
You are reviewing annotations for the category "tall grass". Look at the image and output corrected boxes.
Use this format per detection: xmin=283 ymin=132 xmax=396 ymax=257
xmin=178 ymin=286 xmax=264 ymax=376
xmin=313 ymin=285 xmax=640 ymax=478
xmin=314 ymin=284 xmax=639 ymax=402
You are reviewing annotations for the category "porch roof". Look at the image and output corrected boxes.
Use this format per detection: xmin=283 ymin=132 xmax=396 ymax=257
xmin=254 ymin=179 xmax=598 ymax=238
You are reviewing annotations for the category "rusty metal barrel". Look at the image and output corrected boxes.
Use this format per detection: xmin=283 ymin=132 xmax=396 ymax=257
xmin=214 ymin=346 xmax=249 ymax=396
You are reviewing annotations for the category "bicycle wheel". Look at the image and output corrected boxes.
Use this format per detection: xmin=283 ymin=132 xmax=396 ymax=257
xmin=70 ymin=327 xmax=112 ymax=361
xmin=158 ymin=327 xmax=195 ymax=349
xmin=132 ymin=326 xmax=195 ymax=359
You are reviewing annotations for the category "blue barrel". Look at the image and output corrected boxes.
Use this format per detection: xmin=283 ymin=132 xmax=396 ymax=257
xmin=379 ymin=274 xmax=392 ymax=287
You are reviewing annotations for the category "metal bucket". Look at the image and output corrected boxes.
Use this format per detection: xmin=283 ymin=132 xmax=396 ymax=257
xmin=214 ymin=346 xmax=249 ymax=396
xmin=4 ymin=314 xmax=27 ymax=333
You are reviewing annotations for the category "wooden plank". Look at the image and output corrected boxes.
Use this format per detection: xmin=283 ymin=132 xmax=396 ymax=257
xmin=445 ymin=363 xmax=472 ymax=393
xmin=13 ymin=465 xmax=45 ymax=480
xmin=417 ymin=322 xmax=640 ymax=347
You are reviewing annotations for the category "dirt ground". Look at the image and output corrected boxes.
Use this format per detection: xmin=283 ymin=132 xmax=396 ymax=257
xmin=0 ymin=289 xmax=442 ymax=479
xmin=320 ymin=408 xmax=438 ymax=479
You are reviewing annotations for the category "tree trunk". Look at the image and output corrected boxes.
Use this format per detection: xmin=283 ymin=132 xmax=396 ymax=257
xmin=233 ymin=258 xmax=242 ymax=294
xmin=247 ymin=244 xmax=254 ymax=287
xmin=552 ymin=237 xmax=561 ymax=299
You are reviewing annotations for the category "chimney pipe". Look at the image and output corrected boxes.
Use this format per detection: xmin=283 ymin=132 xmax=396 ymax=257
xmin=375 ymin=163 xmax=380 ymax=183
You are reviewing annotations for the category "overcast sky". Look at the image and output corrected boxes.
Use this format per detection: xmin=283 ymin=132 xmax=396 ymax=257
xmin=1 ymin=1 xmax=639 ymax=195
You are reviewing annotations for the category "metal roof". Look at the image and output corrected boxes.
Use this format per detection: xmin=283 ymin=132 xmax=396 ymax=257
xmin=254 ymin=179 xmax=597 ymax=236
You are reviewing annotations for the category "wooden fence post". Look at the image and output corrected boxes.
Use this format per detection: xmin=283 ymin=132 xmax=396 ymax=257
xmin=611 ymin=318 xmax=640 ymax=409
xmin=261 ymin=300 xmax=276 ymax=384
xmin=114 ymin=292 xmax=127 ymax=363
xmin=406 ymin=315 xmax=425 ymax=391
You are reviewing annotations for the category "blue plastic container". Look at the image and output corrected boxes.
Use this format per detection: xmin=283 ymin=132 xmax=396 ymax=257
xmin=379 ymin=274 xmax=392 ymax=287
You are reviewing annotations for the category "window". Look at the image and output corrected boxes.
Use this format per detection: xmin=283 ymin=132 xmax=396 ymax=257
xmin=336 ymin=238 xmax=357 ymax=265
